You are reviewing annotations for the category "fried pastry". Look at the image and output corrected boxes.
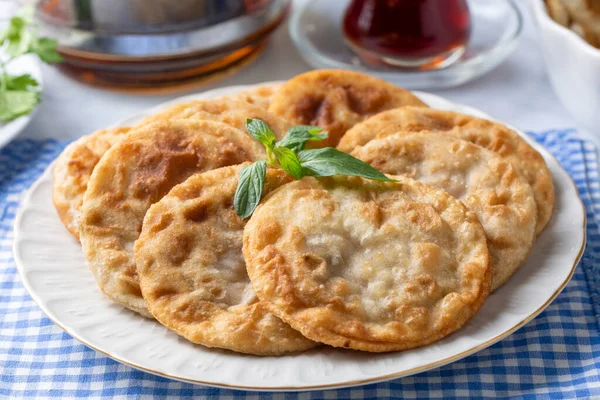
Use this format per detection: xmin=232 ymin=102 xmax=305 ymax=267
xmin=52 ymin=127 xmax=131 ymax=239
xmin=135 ymin=164 xmax=316 ymax=355
xmin=560 ymin=0 xmax=600 ymax=47
xmin=79 ymin=120 xmax=264 ymax=317
xmin=546 ymin=0 xmax=571 ymax=26
xmin=53 ymin=98 xmax=287 ymax=240
xmin=338 ymin=107 xmax=554 ymax=235
xmin=352 ymin=134 xmax=536 ymax=290
xmin=218 ymin=83 xmax=281 ymax=110
xmin=268 ymin=70 xmax=427 ymax=147
xmin=243 ymin=175 xmax=491 ymax=352
xmin=140 ymin=98 xmax=290 ymax=139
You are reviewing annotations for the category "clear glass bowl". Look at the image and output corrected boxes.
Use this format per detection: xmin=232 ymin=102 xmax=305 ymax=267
xmin=290 ymin=0 xmax=523 ymax=90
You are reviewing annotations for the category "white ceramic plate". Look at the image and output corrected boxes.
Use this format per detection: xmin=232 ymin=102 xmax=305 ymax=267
xmin=0 ymin=54 xmax=43 ymax=149
xmin=14 ymin=83 xmax=586 ymax=391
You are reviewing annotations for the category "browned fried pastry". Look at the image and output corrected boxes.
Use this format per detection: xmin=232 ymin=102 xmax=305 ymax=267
xmin=140 ymin=98 xmax=290 ymax=139
xmin=135 ymin=164 xmax=316 ymax=355
xmin=268 ymin=70 xmax=427 ymax=147
xmin=352 ymin=134 xmax=536 ymax=290
xmin=588 ymin=0 xmax=600 ymax=14
xmin=546 ymin=0 xmax=600 ymax=47
xmin=338 ymin=107 xmax=554 ymax=236
xmin=243 ymin=175 xmax=491 ymax=352
xmin=218 ymin=83 xmax=282 ymax=110
xmin=54 ymin=98 xmax=287 ymax=240
xmin=562 ymin=0 xmax=600 ymax=44
xmin=79 ymin=120 xmax=264 ymax=317
xmin=52 ymin=127 xmax=131 ymax=239
xmin=546 ymin=0 xmax=571 ymax=26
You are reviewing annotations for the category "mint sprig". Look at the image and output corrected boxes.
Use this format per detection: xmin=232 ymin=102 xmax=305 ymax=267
xmin=271 ymin=146 xmax=302 ymax=179
xmin=234 ymin=119 xmax=392 ymax=218
xmin=298 ymin=147 xmax=392 ymax=180
xmin=0 ymin=9 xmax=63 ymax=122
xmin=278 ymin=125 xmax=327 ymax=152
xmin=246 ymin=118 xmax=276 ymax=148
xmin=234 ymin=160 xmax=267 ymax=219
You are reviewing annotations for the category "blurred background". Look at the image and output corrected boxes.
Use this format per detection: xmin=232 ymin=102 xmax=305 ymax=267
xmin=1 ymin=0 xmax=598 ymax=146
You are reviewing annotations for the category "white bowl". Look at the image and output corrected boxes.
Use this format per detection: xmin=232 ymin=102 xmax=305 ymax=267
xmin=531 ymin=0 xmax=600 ymax=135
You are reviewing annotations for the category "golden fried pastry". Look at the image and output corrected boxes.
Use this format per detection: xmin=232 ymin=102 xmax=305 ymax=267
xmin=79 ymin=120 xmax=264 ymax=317
xmin=560 ymin=0 xmax=600 ymax=47
xmin=218 ymin=83 xmax=281 ymax=110
xmin=546 ymin=0 xmax=571 ymax=26
xmin=338 ymin=107 xmax=554 ymax=236
xmin=52 ymin=127 xmax=131 ymax=239
xmin=54 ymin=98 xmax=288 ymax=241
xmin=140 ymin=98 xmax=290 ymax=139
xmin=352 ymin=134 xmax=536 ymax=290
xmin=135 ymin=164 xmax=316 ymax=355
xmin=243 ymin=175 xmax=491 ymax=352
xmin=268 ymin=70 xmax=427 ymax=147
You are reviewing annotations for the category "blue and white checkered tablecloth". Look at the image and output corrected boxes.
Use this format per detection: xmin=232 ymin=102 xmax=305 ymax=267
xmin=1 ymin=130 xmax=600 ymax=399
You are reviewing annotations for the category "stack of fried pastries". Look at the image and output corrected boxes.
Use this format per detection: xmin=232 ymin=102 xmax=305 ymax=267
xmin=52 ymin=69 xmax=554 ymax=355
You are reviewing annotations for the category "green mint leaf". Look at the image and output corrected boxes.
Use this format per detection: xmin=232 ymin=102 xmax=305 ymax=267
xmin=265 ymin=147 xmax=278 ymax=166
xmin=30 ymin=38 xmax=63 ymax=64
xmin=234 ymin=160 xmax=267 ymax=219
xmin=0 ymin=90 xmax=40 ymax=122
xmin=6 ymin=74 xmax=39 ymax=91
xmin=278 ymin=125 xmax=327 ymax=152
xmin=272 ymin=146 xmax=303 ymax=179
xmin=298 ymin=148 xmax=393 ymax=182
xmin=246 ymin=118 xmax=276 ymax=149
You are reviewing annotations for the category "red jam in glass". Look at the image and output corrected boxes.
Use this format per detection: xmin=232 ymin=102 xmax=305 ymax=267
xmin=343 ymin=0 xmax=471 ymax=69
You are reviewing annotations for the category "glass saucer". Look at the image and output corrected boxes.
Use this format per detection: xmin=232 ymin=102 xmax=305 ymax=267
xmin=290 ymin=0 xmax=523 ymax=89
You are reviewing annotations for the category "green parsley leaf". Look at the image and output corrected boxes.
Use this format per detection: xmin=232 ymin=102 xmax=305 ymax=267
xmin=2 ymin=17 xmax=32 ymax=58
xmin=0 ymin=11 xmax=62 ymax=64
xmin=278 ymin=125 xmax=327 ymax=152
xmin=234 ymin=160 xmax=267 ymax=219
xmin=272 ymin=146 xmax=303 ymax=179
xmin=246 ymin=118 xmax=276 ymax=149
xmin=5 ymin=74 xmax=38 ymax=91
xmin=0 ymin=8 xmax=60 ymax=123
xmin=298 ymin=148 xmax=393 ymax=182
xmin=0 ymin=90 xmax=40 ymax=122
xmin=30 ymin=38 xmax=63 ymax=64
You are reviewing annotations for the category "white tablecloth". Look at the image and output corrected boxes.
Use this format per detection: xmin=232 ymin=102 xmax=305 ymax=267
xmin=19 ymin=0 xmax=594 ymax=145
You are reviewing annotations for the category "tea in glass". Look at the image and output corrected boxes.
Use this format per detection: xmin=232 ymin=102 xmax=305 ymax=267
xmin=343 ymin=0 xmax=471 ymax=69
